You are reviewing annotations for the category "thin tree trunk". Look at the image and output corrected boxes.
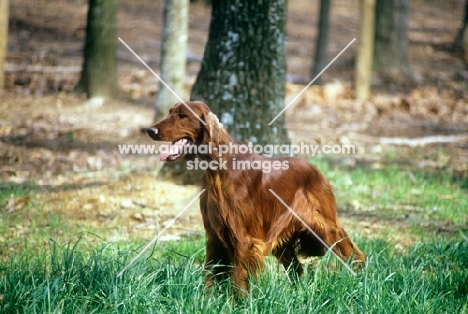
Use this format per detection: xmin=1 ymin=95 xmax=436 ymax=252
xmin=355 ymin=0 xmax=376 ymax=100
xmin=454 ymin=0 xmax=468 ymax=51
xmin=155 ymin=0 xmax=189 ymax=121
xmin=76 ymin=0 xmax=119 ymax=99
xmin=0 ymin=0 xmax=8 ymax=89
xmin=312 ymin=0 xmax=331 ymax=84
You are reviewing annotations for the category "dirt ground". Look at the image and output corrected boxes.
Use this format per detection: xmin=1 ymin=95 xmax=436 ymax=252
xmin=1 ymin=0 xmax=467 ymax=243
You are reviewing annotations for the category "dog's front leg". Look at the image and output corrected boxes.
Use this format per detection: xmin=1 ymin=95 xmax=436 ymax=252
xmin=232 ymin=262 xmax=250 ymax=295
xmin=204 ymin=235 xmax=232 ymax=286
xmin=231 ymin=239 xmax=265 ymax=295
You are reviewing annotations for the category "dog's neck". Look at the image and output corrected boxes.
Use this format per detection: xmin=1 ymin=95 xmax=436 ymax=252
xmin=201 ymin=141 xmax=259 ymax=176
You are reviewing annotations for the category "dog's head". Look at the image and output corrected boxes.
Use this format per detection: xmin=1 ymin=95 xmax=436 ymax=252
xmin=146 ymin=101 xmax=229 ymax=162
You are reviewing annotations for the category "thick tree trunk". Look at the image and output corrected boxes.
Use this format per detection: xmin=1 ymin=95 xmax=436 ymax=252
xmin=373 ymin=0 xmax=411 ymax=81
xmin=191 ymin=0 xmax=290 ymax=147
xmin=155 ymin=0 xmax=189 ymax=121
xmin=0 ymin=0 xmax=8 ymax=89
xmin=311 ymin=0 xmax=331 ymax=84
xmin=76 ymin=0 xmax=119 ymax=99
xmin=355 ymin=0 xmax=376 ymax=100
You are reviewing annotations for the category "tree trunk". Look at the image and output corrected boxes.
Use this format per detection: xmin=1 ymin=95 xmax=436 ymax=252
xmin=0 ymin=0 xmax=8 ymax=89
xmin=311 ymin=0 xmax=331 ymax=84
xmin=76 ymin=0 xmax=119 ymax=99
xmin=355 ymin=0 xmax=376 ymax=100
xmin=191 ymin=0 xmax=290 ymax=147
xmin=155 ymin=0 xmax=189 ymax=121
xmin=454 ymin=0 xmax=468 ymax=52
xmin=373 ymin=0 xmax=411 ymax=81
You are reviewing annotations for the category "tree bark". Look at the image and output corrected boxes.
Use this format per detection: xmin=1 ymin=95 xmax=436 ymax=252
xmin=191 ymin=0 xmax=290 ymax=147
xmin=155 ymin=0 xmax=189 ymax=121
xmin=0 ymin=0 xmax=8 ymax=89
xmin=76 ymin=0 xmax=119 ymax=99
xmin=355 ymin=0 xmax=376 ymax=100
xmin=454 ymin=0 xmax=468 ymax=52
xmin=311 ymin=0 xmax=331 ymax=84
xmin=373 ymin=0 xmax=411 ymax=81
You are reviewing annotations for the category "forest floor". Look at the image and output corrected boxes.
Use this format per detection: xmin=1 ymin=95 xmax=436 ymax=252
xmin=1 ymin=0 xmax=467 ymax=250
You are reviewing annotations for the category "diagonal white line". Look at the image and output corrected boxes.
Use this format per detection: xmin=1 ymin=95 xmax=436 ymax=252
xmin=117 ymin=189 xmax=206 ymax=277
xmin=268 ymin=189 xmax=356 ymax=275
xmin=268 ymin=38 xmax=356 ymax=125
xmin=118 ymin=37 xmax=206 ymax=126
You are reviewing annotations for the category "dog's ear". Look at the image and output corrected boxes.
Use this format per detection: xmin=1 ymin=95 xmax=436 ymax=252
xmin=205 ymin=112 xmax=222 ymax=140
xmin=201 ymin=110 xmax=230 ymax=159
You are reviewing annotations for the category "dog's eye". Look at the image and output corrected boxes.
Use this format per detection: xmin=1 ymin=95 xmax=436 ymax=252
xmin=177 ymin=113 xmax=188 ymax=119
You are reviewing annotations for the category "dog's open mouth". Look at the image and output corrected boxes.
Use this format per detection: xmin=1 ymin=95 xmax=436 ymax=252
xmin=160 ymin=138 xmax=191 ymax=162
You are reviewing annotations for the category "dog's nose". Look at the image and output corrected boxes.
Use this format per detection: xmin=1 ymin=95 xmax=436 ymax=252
xmin=146 ymin=127 xmax=158 ymax=136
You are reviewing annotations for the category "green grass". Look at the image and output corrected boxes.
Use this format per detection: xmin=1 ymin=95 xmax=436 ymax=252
xmin=1 ymin=163 xmax=467 ymax=313
xmin=0 ymin=184 xmax=76 ymax=259
xmin=313 ymin=159 xmax=468 ymax=226
xmin=0 ymin=236 xmax=467 ymax=313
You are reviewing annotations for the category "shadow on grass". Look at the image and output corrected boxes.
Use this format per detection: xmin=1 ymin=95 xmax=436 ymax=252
xmin=311 ymin=158 xmax=468 ymax=232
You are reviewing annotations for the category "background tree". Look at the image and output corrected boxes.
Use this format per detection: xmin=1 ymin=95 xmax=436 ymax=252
xmin=191 ymin=0 xmax=290 ymax=146
xmin=0 ymin=0 xmax=8 ymax=89
xmin=311 ymin=0 xmax=331 ymax=84
xmin=373 ymin=0 xmax=411 ymax=82
xmin=355 ymin=0 xmax=376 ymax=100
xmin=454 ymin=0 xmax=468 ymax=54
xmin=76 ymin=0 xmax=119 ymax=99
xmin=154 ymin=0 xmax=189 ymax=121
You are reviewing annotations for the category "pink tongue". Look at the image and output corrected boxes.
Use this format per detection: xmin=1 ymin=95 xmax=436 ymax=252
xmin=160 ymin=152 xmax=169 ymax=161
xmin=159 ymin=139 xmax=187 ymax=162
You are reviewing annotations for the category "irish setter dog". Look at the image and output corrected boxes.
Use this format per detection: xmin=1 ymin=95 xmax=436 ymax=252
xmin=146 ymin=101 xmax=366 ymax=293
